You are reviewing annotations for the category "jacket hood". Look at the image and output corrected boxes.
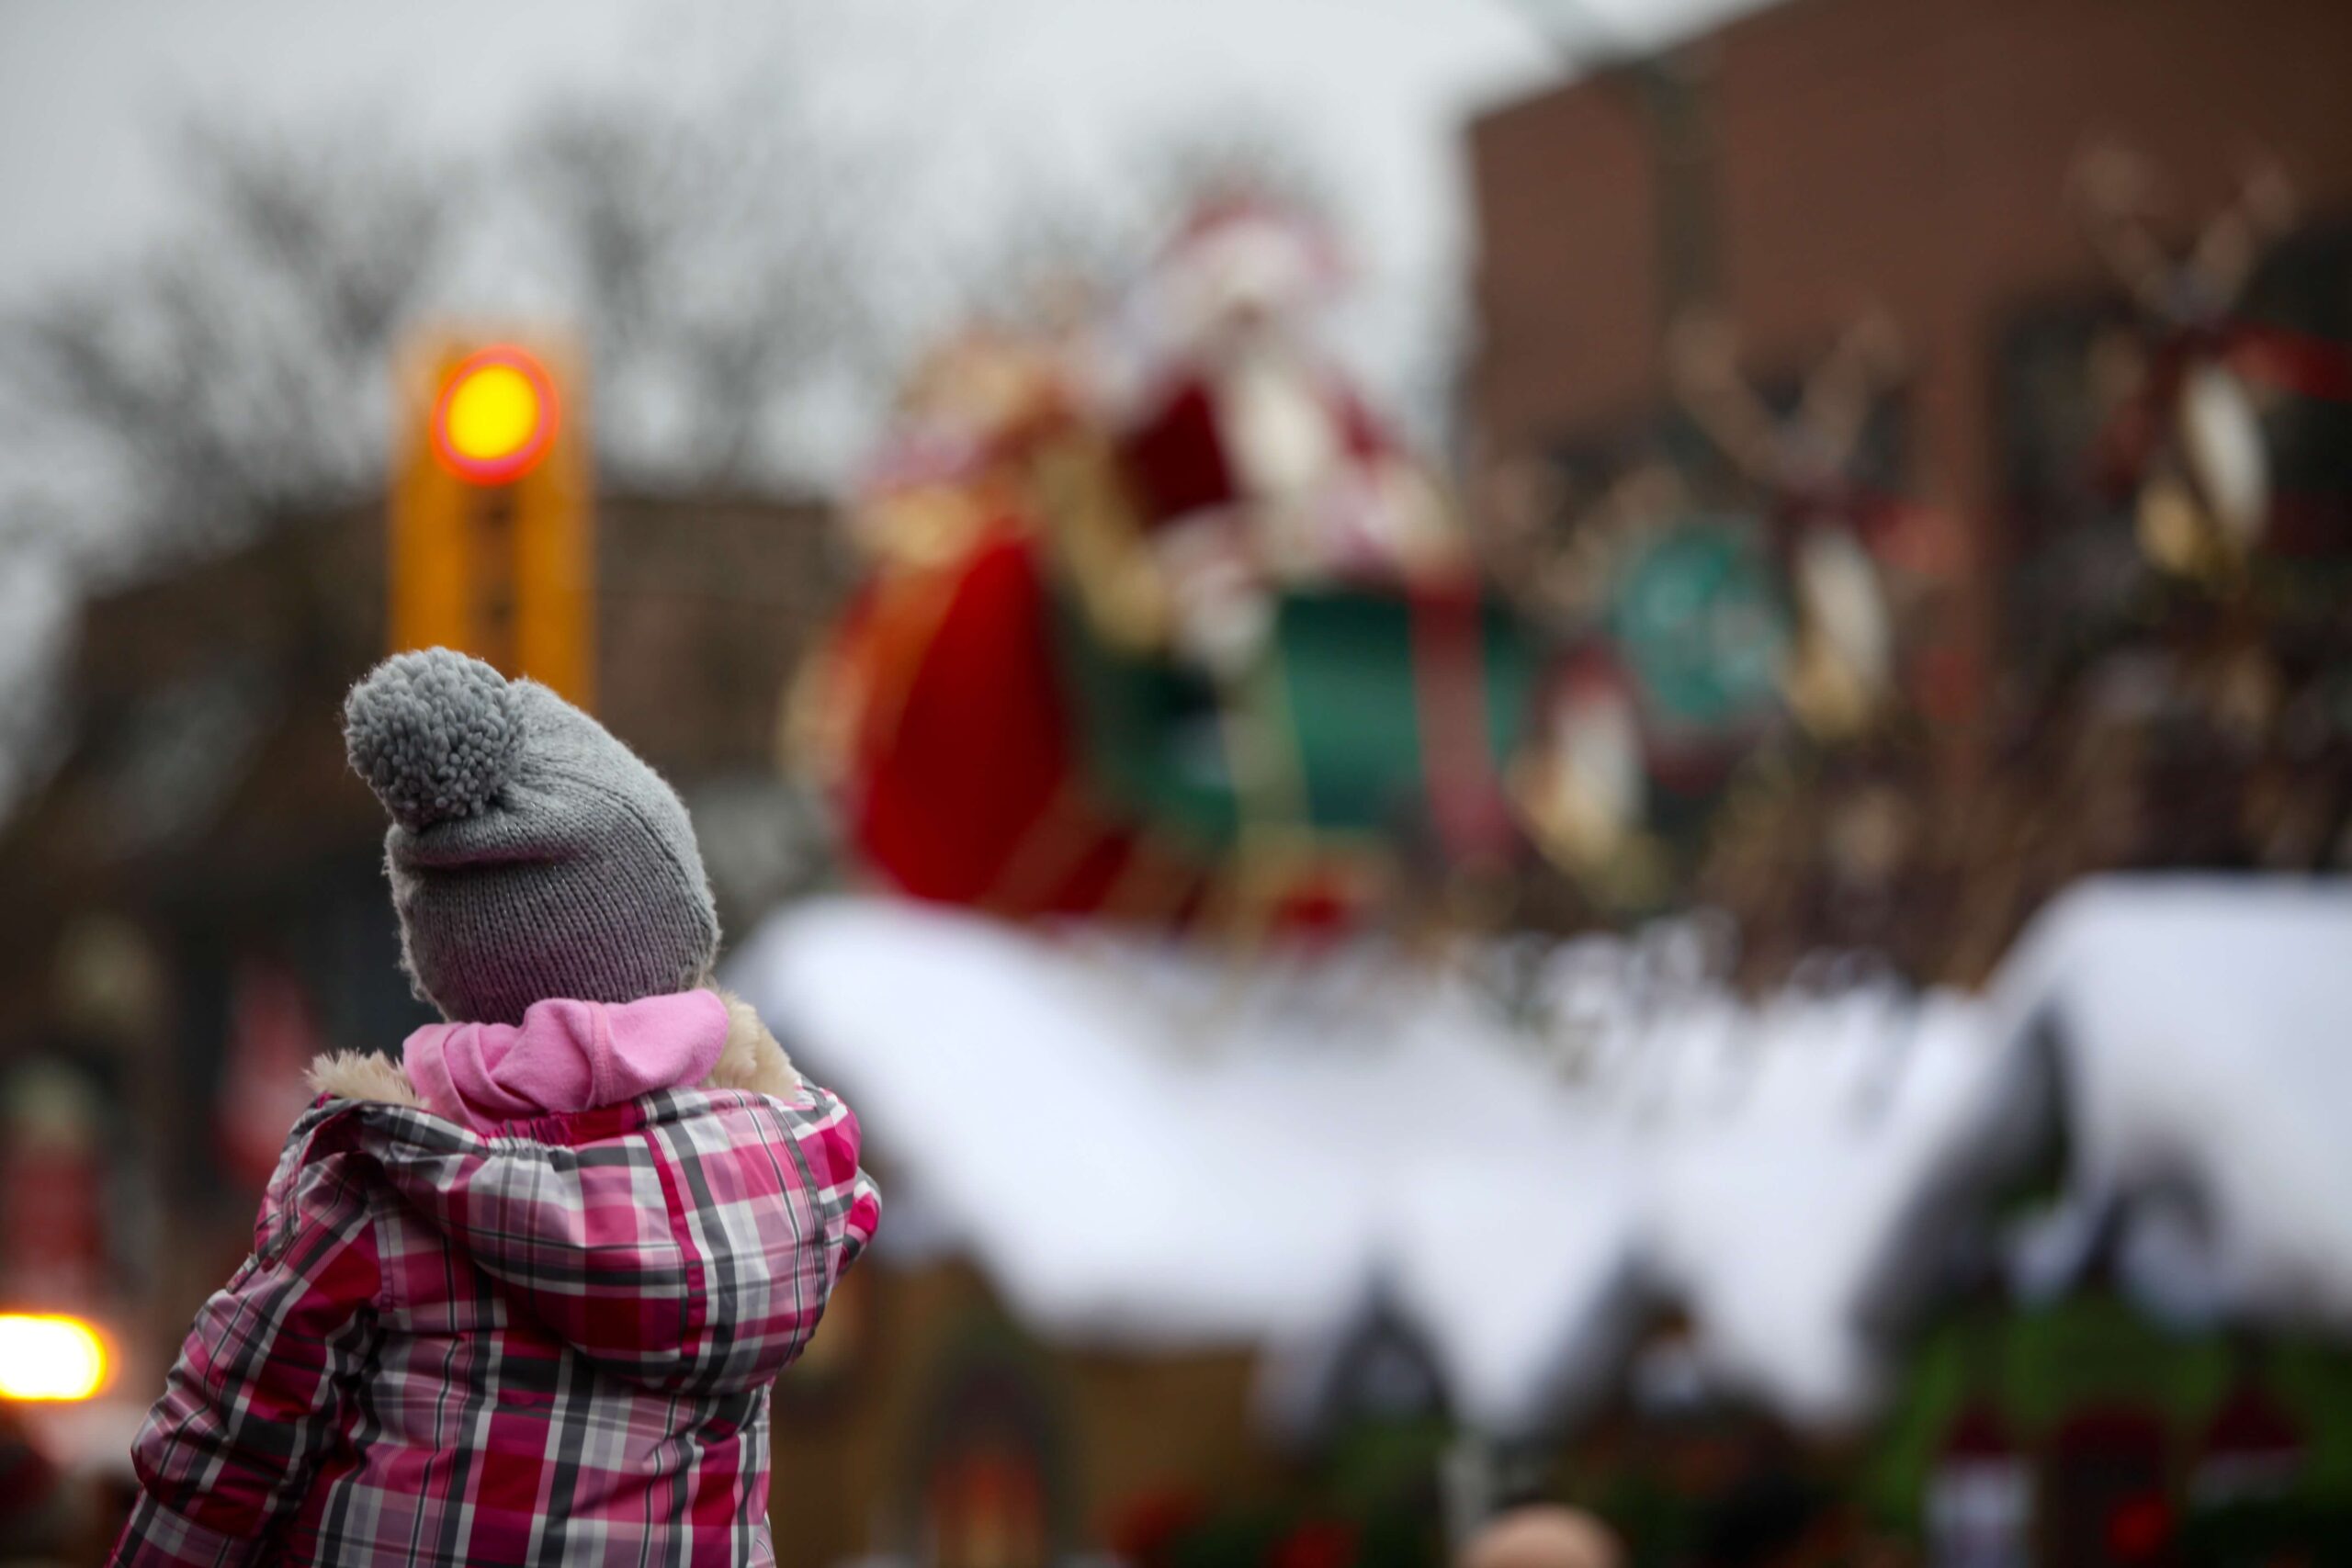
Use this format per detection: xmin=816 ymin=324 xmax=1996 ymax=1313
xmin=402 ymin=988 xmax=733 ymax=1133
xmin=305 ymin=996 xmax=875 ymax=1395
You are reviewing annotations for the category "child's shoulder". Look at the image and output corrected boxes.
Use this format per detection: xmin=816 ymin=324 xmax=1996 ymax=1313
xmin=309 ymin=1049 xmax=431 ymax=1111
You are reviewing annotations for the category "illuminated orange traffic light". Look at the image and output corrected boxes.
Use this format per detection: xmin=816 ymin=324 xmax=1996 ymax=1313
xmin=392 ymin=333 xmax=594 ymax=708
xmin=432 ymin=346 xmax=560 ymax=485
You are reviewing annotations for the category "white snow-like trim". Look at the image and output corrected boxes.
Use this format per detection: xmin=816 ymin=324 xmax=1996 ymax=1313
xmin=726 ymin=877 xmax=2352 ymax=1433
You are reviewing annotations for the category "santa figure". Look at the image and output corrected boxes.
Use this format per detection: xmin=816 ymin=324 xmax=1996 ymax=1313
xmin=1113 ymin=194 xmax=1464 ymax=671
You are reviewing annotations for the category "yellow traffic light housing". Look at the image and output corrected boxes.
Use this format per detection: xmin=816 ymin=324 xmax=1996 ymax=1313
xmin=392 ymin=333 xmax=594 ymax=708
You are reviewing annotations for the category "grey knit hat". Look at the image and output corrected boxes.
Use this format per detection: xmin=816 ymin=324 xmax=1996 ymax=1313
xmin=344 ymin=649 xmax=719 ymax=1024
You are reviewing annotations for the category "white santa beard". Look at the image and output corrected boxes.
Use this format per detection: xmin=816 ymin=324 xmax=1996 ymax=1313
xmin=1219 ymin=347 xmax=1341 ymax=503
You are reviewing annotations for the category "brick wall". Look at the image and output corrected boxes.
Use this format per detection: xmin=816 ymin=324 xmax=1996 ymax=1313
xmin=1465 ymin=0 xmax=2352 ymax=692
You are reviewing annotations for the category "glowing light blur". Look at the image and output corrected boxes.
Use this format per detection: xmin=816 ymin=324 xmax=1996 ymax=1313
xmin=431 ymin=346 xmax=559 ymax=484
xmin=0 ymin=1314 xmax=111 ymax=1402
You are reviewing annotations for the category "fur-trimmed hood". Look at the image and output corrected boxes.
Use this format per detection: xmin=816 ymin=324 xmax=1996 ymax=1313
xmin=306 ymin=988 xmax=798 ymax=1112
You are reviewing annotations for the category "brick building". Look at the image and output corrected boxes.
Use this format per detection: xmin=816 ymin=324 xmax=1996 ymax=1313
xmin=1464 ymin=0 xmax=2352 ymax=713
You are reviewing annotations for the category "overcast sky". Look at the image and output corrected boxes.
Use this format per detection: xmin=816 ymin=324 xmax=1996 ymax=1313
xmin=0 ymin=0 xmax=1772 ymax=375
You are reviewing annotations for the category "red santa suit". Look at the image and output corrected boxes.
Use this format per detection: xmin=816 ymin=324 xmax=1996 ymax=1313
xmin=1112 ymin=199 xmax=1463 ymax=669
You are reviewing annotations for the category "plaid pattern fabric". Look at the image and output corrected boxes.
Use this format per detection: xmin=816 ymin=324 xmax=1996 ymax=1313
xmin=112 ymin=1080 xmax=878 ymax=1567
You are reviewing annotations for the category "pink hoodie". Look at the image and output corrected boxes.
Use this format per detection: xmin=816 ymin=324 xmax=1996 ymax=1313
xmin=401 ymin=989 xmax=730 ymax=1134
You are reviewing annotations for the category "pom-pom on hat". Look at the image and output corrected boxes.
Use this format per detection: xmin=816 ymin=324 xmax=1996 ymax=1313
xmin=344 ymin=649 xmax=719 ymax=1025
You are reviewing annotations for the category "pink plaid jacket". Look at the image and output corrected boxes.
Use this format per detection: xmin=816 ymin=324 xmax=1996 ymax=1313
xmin=111 ymin=1071 xmax=879 ymax=1566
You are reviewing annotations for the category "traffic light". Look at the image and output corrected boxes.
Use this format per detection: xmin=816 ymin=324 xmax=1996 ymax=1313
xmin=390 ymin=333 xmax=594 ymax=708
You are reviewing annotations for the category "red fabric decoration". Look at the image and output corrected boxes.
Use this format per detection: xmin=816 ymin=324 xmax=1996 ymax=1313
xmin=828 ymin=527 xmax=1380 ymax=931
xmin=1123 ymin=380 xmax=1235 ymax=527
xmin=1120 ymin=370 xmax=1396 ymax=532
xmin=842 ymin=530 xmax=1136 ymax=915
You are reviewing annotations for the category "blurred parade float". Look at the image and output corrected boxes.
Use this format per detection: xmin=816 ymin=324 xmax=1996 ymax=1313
xmin=793 ymin=195 xmax=1527 ymax=939
xmin=790 ymin=194 xmax=1980 ymax=943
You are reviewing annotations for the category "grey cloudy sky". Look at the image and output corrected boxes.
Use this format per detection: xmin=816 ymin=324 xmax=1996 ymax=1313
xmin=0 ymin=0 xmax=1769 ymax=374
